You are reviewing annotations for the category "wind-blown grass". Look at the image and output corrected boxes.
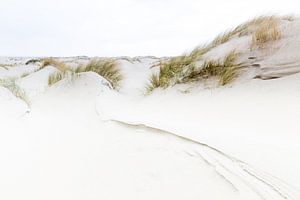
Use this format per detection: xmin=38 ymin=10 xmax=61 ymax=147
xmin=185 ymin=51 xmax=239 ymax=86
xmin=219 ymin=51 xmax=239 ymax=85
xmin=48 ymin=72 xmax=64 ymax=86
xmin=251 ymin=16 xmax=281 ymax=48
xmin=40 ymin=58 xmax=71 ymax=87
xmin=145 ymin=73 xmax=160 ymax=94
xmin=189 ymin=15 xmax=291 ymax=56
xmin=75 ymin=59 xmax=122 ymax=89
xmin=146 ymin=51 xmax=239 ymax=93
xmin=158 ymin=55 xmax=196 ymax=88
xmin=41 ymin=58 xmax=69 ymax=72
xmin=0 ymin=78 xmax=30 ymax=105
xmin=145 ymin=15 xmax=291 ymax=94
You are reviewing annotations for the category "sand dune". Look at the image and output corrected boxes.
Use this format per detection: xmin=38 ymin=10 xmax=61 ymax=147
xmin=0 ymin=16 xmax=300 ymax=200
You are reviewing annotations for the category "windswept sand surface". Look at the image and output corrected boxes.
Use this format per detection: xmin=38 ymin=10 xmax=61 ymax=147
xmin=0 ymin=73 xmax=240 ymax=200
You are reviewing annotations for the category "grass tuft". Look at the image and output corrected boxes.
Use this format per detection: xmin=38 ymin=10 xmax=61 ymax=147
xmin=145 ymin=73 xmax=160 ymax=94
xmin=146 ymin=51 xmax=239 ymax=93
xmin=41 ymin=59 xmax=71 ymax=86
xmin=0 ymin=78 xmax=30 ymax=105
xmin=219 ymin=51 xmax=239 ymax=85
xmin=75 ymin=59 xmax=122 ymax=89
xmin=197 ymin=51 xmax=239 ymax=86
xmin=251 ymin=17 xmax=281 ymax=48
xmin=41 ymin=58 xmax=69 ymax=72
xmin=48 ymin=72 xmax=64 ymax=86
xmin=145 ymin=15 xmax=291 ymax=94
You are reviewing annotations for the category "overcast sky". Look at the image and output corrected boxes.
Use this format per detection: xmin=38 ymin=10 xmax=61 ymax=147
xmin=0 ymin=0 xmax=299 ymax=57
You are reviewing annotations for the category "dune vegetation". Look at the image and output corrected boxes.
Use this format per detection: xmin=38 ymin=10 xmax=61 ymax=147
xmin=41 ymin=58 xmax=70 ymax=87
xmin=145 ymin=15 xmax=291 ymax=94
xmin=251 ymin=16 xmax=281 ymax=48
xmin=42 ymin=58 xmax=69 ymax=73
xmin=0 ymin=78 xmax=29 ymax=105
xmin=146 ymin=51 xmax=239 ymax=94
xmin=48 ymin=72 xmax=64 ymax=86
xmin=75 ymin=59 xmax=122 ymax=89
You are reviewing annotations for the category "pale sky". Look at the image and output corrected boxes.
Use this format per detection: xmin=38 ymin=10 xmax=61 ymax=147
xmin=0 ymin=0 xmax=299 ymax=57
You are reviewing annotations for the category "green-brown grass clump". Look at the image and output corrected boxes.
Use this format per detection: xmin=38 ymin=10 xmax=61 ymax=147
xmin=145 ymin=73 xmax=160 ymax=94
xmin=48 ymin=72 xmax=64 ymax=86
xmin=41 ymin=58 xmax=69 ymax=72
xmin=251 ymin=16 xmax=281 ymax=48
xmin=41 ymin=58 xmax=71 ymax=87
xmin=75 ymin=59 xmax=122 ymax=89
xmin=146 ymin=51 xmax=239 ymax=94
xmin=149 ymin=27 xmax=241 ymax=92
xmin=158 ymin=55 xmax=196 ymax=88
xmin=183 ymin=51 xmax=239 ymax=86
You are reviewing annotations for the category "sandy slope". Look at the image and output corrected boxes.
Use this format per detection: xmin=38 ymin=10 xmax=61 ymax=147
xmin=98 ymin=72 xmax=300 ymax=200
xmin=0 ymin=72 xmax=241 ymax=200
xmin=1 ymin=57 xmax=299 ymax=200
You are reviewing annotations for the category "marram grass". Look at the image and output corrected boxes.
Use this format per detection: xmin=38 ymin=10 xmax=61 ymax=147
xmin=41 ymin=58 xmax=69 ymax=72
xmin=0 ymin=78 xmax=30 ymax=105
xmin=75 ymin=59 xmax=122 ymax=89
xmin=48 ymin=72 xmax=64 ymax=86
xmin=145 ymin=15 xmax=292 ymax=94
xmin=146 ymin=51 xmax=239 ymax=93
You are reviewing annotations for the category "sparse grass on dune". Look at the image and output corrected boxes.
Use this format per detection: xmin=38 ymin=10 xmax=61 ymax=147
xmin=146 ymin=15 xmax=291 ymax=94
xmin=251 ymin=17 xmax=281 ymax=48
xmin=48 ymin=72 xmax=64 ymax=86
xmin=146 ymin=51 xmax=239 ymax=93
xmin=145 ymin=73 xmax=160 ymax=94
xmin=236 ymin=15 xmax=292 ymax=37
xmin=190 ymin=15 xmax=291 ymax=56
xmin=0 ymin=78 xmax=30 ymax=105
xmin=186 ymin=51 xmax=239 ymax=86
xmin=218 ymin=51 xmax=240 ymax=85
xmin=40 ymin=58 xmax=71 ymax=87
xmin=44 ymin=58 xmax=122 ymax=88
xmin=158 ymin=55 xmax=195 ymax=88
xmin=232 ymin=15 xmax=292 ymax=48
xmin=41 ymin=58 xmax=69 ymax=72
xmin=75 ymin=59 xmax=122 ymax=89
